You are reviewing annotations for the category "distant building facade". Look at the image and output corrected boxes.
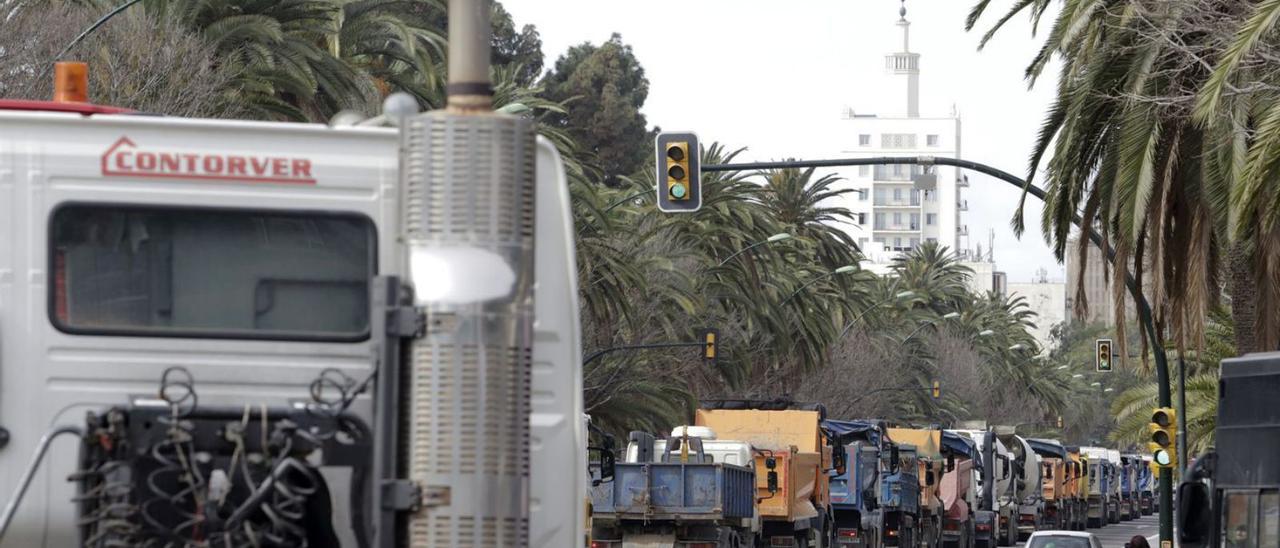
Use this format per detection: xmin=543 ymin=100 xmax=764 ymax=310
xmin=1008 ymin=269 xmax=1067 ymax=353
xmin=1064 ymin=236 xmax=1138 ymax=327
xmin=830 ymin=5 xmax=967 ymax=264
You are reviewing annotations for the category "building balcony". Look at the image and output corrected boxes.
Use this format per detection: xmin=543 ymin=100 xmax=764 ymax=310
xmin=873 ymin=199 xmax=922 ymax=207
xmin=958 ymin=224 xmax=969 ymax=236
xmin=873 ymin=224 xmax=921 ymax=232
xmin=957 ymin=199 xmax=968 ymax=211
xmin=957 ymin=175 xmax=970 ymax=188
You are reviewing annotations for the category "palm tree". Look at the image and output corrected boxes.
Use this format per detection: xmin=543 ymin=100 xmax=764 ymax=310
xmin=964 ymin=0 xmax=1255 ymax=357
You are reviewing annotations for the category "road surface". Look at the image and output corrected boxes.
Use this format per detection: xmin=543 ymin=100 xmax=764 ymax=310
xmin=1016 ymin=515 xmax=1160 ymax=548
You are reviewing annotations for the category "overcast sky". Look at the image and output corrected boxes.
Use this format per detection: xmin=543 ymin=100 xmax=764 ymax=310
xmin=503 ymin=0 xmax=1065 ymax=283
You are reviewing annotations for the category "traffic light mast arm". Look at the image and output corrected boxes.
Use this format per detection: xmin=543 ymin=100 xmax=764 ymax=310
xmin=582 ymin=341 xmax=704 ymax=366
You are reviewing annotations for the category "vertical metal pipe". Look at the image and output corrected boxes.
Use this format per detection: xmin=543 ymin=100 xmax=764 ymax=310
xmin=447 ymin=0 xmax=493 ymax=111
xmin=1177 ymin=355 xmax=1187 ymax=472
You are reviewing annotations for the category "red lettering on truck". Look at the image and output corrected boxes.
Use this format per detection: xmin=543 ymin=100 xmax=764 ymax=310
xmin=100 ymin=137 xmax=317 ymax=184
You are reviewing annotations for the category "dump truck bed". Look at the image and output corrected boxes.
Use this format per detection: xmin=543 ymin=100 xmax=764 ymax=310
xmin=592 ymin=462 xmax=756 ymax=521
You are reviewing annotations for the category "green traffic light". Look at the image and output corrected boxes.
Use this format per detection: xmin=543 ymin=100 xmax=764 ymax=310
xmin=670 ymin=183 xmax=687 ymax=199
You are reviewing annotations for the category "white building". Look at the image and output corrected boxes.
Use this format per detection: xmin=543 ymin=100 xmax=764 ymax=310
xmin=1007 ymin=269 xmax=1067 ymax=354
xmin=828 ymin=3 xmax=967 ymax=265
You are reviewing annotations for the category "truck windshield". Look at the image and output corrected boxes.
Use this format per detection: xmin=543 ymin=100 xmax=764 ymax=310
xmin=51 ymin=205 xmax=375 ymax=340
xmin=1224 ymin=490 xmax=1280 ymax=548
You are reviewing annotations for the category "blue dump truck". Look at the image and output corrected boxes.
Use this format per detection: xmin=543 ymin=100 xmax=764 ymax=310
xmin=825 ymin=420 xmax=925 ymax=548
xmin=1137 ymin=457 xmax=1154 ymax=516
xmin=590 ymin=427 xmax=759 ymax=547
xmin=880 ymin=445 xmax=923 ymax=548
xmin=826 ymin=419 xmax=892 ymax=548
xmin=1119 ymin=455 xmax=1139 ymax=521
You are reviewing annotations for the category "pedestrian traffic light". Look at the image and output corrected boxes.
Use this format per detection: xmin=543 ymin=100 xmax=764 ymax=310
xmin=656 ymin=132 xmax=701 ymax=213
xmin=1148 ymin=407 xmax=1176 ymax=469
xmin=931 ymin=380 xmax=941 ymax=399
xmin=1056 ymin=415 xmax=1063 ymax=429
xmin=698 ymin=328 xmax=718 ymax=364
xmin=1096 ymin=338 xmax=1113 ymax=372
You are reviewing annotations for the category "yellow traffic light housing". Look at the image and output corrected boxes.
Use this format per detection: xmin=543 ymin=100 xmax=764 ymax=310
xmin=698 ymin=328 xmax=719 ymax=364
xmin=655 ymin=132 xmax=701 ymax=212
xmin=666 ymin=142 xmax=690 ymax=201
xmin=1096 ymin=338 xmax=1113 ymax=372
xmin=1148 ymin=407 xmax=1176 ymax=468
xmin=931 ymin=380 xmax=941 ymax=399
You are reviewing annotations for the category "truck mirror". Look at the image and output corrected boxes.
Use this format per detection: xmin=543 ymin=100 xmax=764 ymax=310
xmin=890 ymin=445 xmax=901 ymax=473
xmin=767 ymin=470 xmax=779 ymax=494
xmin=925 ymin=470 xmax=936 ymax=486
xmin=1176 ymin=481 xmax=1212 ymax=548
xmin=863 ymin=489 xmax=877 ymax=508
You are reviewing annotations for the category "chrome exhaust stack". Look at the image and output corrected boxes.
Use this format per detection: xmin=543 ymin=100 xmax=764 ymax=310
xmin=397 ymin=0 xmax=536 ymax=544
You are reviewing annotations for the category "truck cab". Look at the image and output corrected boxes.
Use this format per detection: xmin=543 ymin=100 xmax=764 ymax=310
xmin=952 ymin=428 xmax=1015 ymax=547
xmin=1178 ymin=352 xmax=1280 ymax=548
xmin=0 ymin=93 xmax=585 ymax=546
xmin=1082 ymin=446 xmax=1110 ymax=528
xmin=825 ymin=419 xmax=891 ymax=548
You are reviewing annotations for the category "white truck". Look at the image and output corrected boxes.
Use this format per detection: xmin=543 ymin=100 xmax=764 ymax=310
xmin=994 ymin=431 xmax=1042 ymax=541
xmin=952 ymin=427 xmax=1016 ymax=547
xmin=0 ymin=33 xmax=585 ymax=548
xmin=1080 ymin=447 xmax=1113 ymax=528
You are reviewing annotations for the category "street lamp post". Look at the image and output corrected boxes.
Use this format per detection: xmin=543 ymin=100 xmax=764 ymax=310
xmin=717 ymin=232 xmax=792 ymax=267
xmin=839 ymin=290 xmax=916 ymax=337
xmin=902 ymin=312 xmax=960 ymax=344
xmin=784 ymin=264 xmax=858 ymax=303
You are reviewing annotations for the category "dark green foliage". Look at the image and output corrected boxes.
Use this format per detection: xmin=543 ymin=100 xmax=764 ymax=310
xmin=542 ymin=33 xmax=654 ymax=186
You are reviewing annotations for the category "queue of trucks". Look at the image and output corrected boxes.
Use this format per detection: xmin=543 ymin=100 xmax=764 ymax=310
xmin=587 ymin=402 xmax=1158 ymax=548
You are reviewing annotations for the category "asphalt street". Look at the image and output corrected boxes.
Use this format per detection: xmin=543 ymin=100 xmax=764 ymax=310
xmin=1016 ymin=514 xmax=1161 ymax=548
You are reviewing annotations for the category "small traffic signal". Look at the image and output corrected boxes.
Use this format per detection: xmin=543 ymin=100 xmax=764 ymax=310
xmin=1056 ymin=415 xmax=1064 ymax=429
xmin=931 ymin=380 xmax=941 ymax=399
xmin=1096 ymin=338 xmax=1113 ymax=372
xmin=1148 ymin=407 xmax=1176 ymax=469
xmin=698 ymin=328 xmax=719 ymax=364
xmin=655 ymin=132 xmax=702 ymax=213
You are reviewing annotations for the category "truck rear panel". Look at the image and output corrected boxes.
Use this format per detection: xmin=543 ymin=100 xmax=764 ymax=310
xmin=593 ymin=462 xmax=755 ymax=521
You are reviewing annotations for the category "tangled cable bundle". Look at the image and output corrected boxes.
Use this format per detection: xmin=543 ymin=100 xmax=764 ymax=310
xmin=74 ymin=367 xmax=348 ymax=548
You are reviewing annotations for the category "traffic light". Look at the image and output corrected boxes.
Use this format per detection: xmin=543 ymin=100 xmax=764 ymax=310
xmin=655 ymin=132 xmax=702 ymax=213
xmin=931 ymin=380 xmax=941 ymax=400
xmin=698 ymin=328 xmax=719 ymax=364
xmin=1056 ymin=415 xmax=1064 ymax=429
xmin=1148 ymin=407 xmax=1176 ymax=469
xmin=1096 ymin=338 xmax=1113 ymax=372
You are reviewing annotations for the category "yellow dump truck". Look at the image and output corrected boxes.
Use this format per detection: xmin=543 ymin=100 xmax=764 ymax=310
xmin=1028 ymin=438 xmax=1075 ymax=531
xmin=697 ymin=401 xmax=836 ymax=547
xmin=1067 ymin=447 xmax=1090 ymax=530
xmin=888 ymin=427 xmax=946 ymax=548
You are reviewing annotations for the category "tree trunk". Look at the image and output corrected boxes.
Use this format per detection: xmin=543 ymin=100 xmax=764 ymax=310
xmin=1228 ymin=241 xmax=1256 ymax=354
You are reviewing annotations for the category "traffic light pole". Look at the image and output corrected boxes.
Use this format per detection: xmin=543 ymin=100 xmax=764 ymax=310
xmin=582 ymin=341 xmax=707 ymax=367
xmin=704 ymin=155 xmax=1176 ymax=544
